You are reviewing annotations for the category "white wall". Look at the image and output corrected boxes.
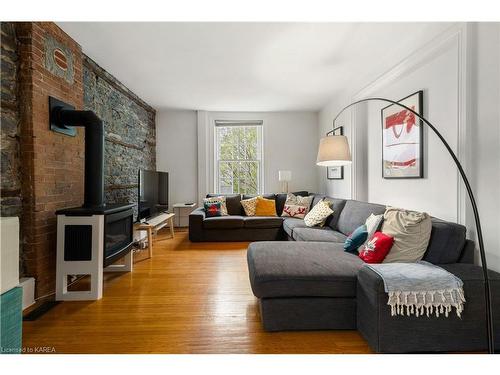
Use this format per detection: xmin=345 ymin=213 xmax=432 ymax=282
xmin=197 ymin=111 xmax=319 ymax=203
xmin=364 ymin=39 xmax=460 ymax=222
xmin=156 ymin=110 xmax=198 ymax=206
xmin=158 ymin=110 xmax=319 ymax=207
xmin=472 ymin=23 xmax=500 ymax=271
xmin=317 ymin=23 xmax=500 ymax=271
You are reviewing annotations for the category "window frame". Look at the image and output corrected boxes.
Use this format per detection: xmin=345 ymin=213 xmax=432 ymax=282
xmin=214 ymin=121 xmax=264 ymax=195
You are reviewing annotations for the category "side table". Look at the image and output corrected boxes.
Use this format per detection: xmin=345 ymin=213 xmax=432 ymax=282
xmin=173 ymin=203 xmax=197 ymax=227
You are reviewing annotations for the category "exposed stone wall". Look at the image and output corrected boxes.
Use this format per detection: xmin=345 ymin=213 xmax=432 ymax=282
xmin=1 ymin=22 xmax=156 ymax=298
xmin=83 ymin=56 xmax=156 ymax=216
xmin=1 ymin=22 xmax=22 ymax=217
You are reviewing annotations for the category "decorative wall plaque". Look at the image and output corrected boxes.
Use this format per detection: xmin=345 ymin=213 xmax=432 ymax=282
xmin=44 ymin=35 xmax=74 ymax=84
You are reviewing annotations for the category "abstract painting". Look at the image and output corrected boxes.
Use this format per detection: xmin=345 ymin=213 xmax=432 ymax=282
xmin=381 ymin=91 xmax=424 ymax=178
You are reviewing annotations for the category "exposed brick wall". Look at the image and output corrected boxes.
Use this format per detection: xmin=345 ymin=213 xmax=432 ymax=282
xmin=83 ymin=56 xmax=156 ymax=218
xmin=2 ymin=22 xmax=156 ymax=299
xmin=16 ymin=22 xmax=84 ymax=298
xmin=1 ymin=22 xmax=22 ymax=217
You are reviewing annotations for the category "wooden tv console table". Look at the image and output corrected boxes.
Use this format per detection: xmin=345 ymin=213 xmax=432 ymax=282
xmin=135 ymin=212 xmax=175 ymax=259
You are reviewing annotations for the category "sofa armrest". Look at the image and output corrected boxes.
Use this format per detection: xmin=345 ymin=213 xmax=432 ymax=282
xmin=458 ymin=239 xmax=475 ymax=264
xmin=357 ymin=263 xmax=500 ymax=353
xmin=189 ymin=207 xmax=206 ymax=241
xmin=357 ymin=263 xmax=500 ymax=312
xmin=357 ymin=266 xmax=386 ymax=306
xmin=357 ymin=263 xmax=500 ymax=296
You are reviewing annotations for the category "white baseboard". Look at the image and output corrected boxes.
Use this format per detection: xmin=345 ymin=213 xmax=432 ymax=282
xmin=19 ymin=277 xmax=35 ymax=310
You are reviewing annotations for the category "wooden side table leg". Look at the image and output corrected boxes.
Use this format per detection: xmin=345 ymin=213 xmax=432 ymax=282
xmin=170 ymin=217 xmax=175 ymax=239
xmin=147 ymin=227 xmax=153 ymax=259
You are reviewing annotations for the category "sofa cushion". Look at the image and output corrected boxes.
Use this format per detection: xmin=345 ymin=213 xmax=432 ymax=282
xmin=310 ymin=195 xmax=347 ymax=230
xmin=282 ymin=194 xmax=314 ymax=219
xmin=282 ymin=218 xmax=307 ymax=238
xmin=241 ymin=196 xmax=258 ymax=216
xmin=382 ymin=207 xmax=432 ymax=263
xmin=304 ymin=199 xmax=334 ymax=227
xmin=204 ymin=196 xmax=228 ymax=215
xmin=337 ymin=200 xmax=386 ymax=236
xmin=244 ymin=216 xmax=283 ymax=229
xmin=247 ymin=241 xmax=364 ymax=298
xmin=343 ymin=224 xmax=368 ymax=254
xmin=255 ymin=196 xmax=278 ymax=216
xmin=276 ymin=191 xmax=309 ymax=216
xmin=203 ymin=201 xmax=223 ymax=217
xmin=206 ymin=194 xmax=242 ymax=216
xmin=358 ymin=231 xmax=394 ymax=263
xmin=293 ymin=227 xmax=347 ymax=243
xmin=275 ymin=194 xmax=287 ymax=216
xmin=423 ymin=218 xmax=467 ymax=264
xmin=203 ymin=215 xmax=244 ymax=229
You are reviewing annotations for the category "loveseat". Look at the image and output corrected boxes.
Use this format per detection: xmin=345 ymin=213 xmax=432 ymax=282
xmin=190 ymin=192 xmax=500 ymax=352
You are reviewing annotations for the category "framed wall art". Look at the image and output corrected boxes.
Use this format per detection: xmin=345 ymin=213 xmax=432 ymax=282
xmin=327 ymin=166 xmax=343 ymax=180
xmin=381 ymin=90 xmax=424 ymax=179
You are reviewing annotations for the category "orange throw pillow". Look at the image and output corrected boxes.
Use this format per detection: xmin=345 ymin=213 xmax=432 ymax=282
xmin=254 ymin=196 xmax=277 ymax=217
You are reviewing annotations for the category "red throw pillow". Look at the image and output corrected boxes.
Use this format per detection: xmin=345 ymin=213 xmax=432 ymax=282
xmin=358 ymin=231 xmax=394 ymax=263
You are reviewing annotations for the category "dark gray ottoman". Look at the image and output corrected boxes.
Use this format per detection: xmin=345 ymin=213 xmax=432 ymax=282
xmin=357 ymin=263 xmax=500 ymax=353
xmin=247 ymin=241 xmax=364 ymax=331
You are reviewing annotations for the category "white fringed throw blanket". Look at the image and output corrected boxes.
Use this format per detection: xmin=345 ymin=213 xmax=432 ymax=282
xmin=366 ymin=261 xmax=465 ymax=318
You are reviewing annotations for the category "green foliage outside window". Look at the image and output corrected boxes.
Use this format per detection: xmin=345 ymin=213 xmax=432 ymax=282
xmin=217 ymin=126 xmax=261 ymax=194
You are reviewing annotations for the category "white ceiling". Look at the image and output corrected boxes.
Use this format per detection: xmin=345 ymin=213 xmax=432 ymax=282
xmin=58 ymin=22 xmax=453 ymax=111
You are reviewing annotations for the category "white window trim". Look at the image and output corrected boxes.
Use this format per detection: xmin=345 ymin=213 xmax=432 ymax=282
xmin=213 ymin=120 xmax=264 ymax=195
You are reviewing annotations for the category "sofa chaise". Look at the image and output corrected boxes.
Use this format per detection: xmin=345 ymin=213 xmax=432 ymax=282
xmin=190 ymin=192 xmax=500 ymax=352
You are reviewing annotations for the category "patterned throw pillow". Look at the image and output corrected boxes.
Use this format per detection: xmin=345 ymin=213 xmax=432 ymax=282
xmin=358 ymin=213 xmax=384 ymax=252
xmin=203 ymin=196 xmax=228 ymax=216
xmin=304 ymin=199 xmax=334 ymax=227
xmin=359 ymin=232 xmax=394 ymax=263
xmin=282 ymin=204 xmax=309 ymax=218
xmin=344 ymin=224 xmax=368 ymax=254
xmin=204 ymin=202 xmax=222 ymax=218
xmin=281 ymin=193 xmax=313 ymax=218
xmin=241 ymin=196 xmax=258 ymax=216
xmin=254 ymin=196 xmax=277 ymax=216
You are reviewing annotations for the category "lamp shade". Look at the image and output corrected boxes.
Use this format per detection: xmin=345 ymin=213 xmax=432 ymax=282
xmin=316 ymin=135 xmax=352 ymax=167
xmin=278 ymin=170 xmax=292 ymax=182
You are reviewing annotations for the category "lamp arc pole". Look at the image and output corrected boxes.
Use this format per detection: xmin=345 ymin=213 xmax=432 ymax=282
xmin=328 ymin=97 xmax=494 ymax=354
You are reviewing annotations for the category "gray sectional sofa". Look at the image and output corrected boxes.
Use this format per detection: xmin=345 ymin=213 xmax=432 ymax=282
xmin=190 ymin=192 xmax=500 ymax=353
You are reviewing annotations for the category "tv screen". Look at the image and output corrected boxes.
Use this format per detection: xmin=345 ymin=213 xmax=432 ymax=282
xmin=138 ymin=170 xmax=169 ymax=222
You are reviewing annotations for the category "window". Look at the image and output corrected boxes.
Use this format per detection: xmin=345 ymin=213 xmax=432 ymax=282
xmin=215 ymin=121 xmax=263 ymax=195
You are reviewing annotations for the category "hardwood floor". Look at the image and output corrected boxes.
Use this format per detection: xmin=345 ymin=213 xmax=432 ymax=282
xmin=22 ymin=229 xmax=372 ymax=354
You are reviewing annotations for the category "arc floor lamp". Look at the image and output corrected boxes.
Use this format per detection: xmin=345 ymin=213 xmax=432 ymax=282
xmin=316 ymin=97 xmax=494 ymax=354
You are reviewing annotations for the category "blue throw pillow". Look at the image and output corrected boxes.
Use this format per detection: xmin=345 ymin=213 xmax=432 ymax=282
xmin=344 ymin=224 xmax=368 ymax=254
xmin=204 ymin=202 xmax=222 ymax=217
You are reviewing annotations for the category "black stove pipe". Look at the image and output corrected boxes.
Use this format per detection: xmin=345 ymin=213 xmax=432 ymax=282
xmin=52 ymin=107 xmax=104 ymax=208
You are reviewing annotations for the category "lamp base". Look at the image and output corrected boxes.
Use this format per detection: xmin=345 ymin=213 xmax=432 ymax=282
xmin=279 ymin=181 xmax=289 ymax=194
